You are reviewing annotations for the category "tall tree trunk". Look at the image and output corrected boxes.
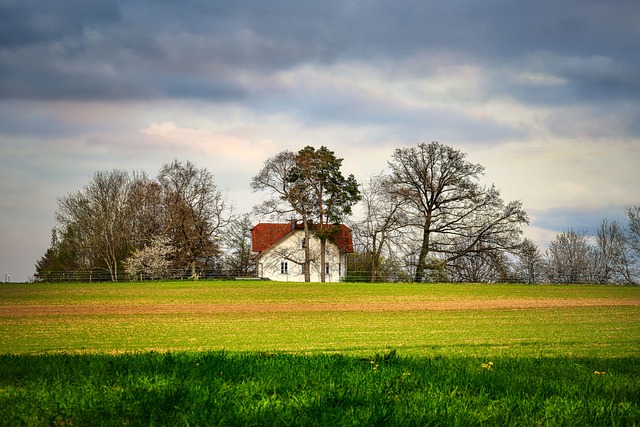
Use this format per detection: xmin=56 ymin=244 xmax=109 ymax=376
xmin=320 ymin=239 xmax=326 ymax=282
xmin=303 ymin=220 xmax=311 ymax=282
xmin=191 ymin=260 xmax=197 ymax=280
xmin=319 ymin=183 xmax=325 ymax=283
xmin=415 ymin=225 xmax=430 ymax=282
xmin=370 ymin=253 xmax=378 ymax=283
xmin=371 ymin=232 xmax=386 ymax=283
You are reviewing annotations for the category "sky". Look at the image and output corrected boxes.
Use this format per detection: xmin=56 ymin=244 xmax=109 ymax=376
xmin=1 ymin=0 xmax=639 ymax=282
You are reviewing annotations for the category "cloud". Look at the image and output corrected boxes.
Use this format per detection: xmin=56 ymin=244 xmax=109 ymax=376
xmin=3 ymin=0 xmax=639 ymax=103
xmin=529 ymin=205 xmax=631 ymax=237
xmin=0 ymin=27 xmax=247 ymax=101
xmin=138 ymin=121 xmax=280 ymax=173
xmin=1 ymin=0 xmax=640 ymax=282
xmin=504 ymin=51 xmax=640 ymax=106
xmin=0 ymin=0 xmax=121 ymax=47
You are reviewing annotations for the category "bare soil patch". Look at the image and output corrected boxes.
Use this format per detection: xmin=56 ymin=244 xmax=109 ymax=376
xmin=1 ymin=299 xmax=638 ymax=317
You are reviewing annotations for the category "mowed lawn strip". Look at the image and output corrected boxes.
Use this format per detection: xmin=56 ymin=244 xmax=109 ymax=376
xmin=1 ymin=281 xmax=639 ymax=356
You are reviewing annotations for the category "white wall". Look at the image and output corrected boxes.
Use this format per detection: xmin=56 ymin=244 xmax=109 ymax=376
xmin=256 ymin=230 xmax=347 ymax=282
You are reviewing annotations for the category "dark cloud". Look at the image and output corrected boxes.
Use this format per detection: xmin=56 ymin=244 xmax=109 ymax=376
xmin=500 ymin=51 xmax=640 ymax=106
xmin=0 ymin=26 xmax=246 ymax=101
xmin=2 ymin=0 xmax=639 ymax=103
xmin=0 ymin=0 xmax=121 ymax=47
xmin=530 ymin=205 xmax=630 ymax=236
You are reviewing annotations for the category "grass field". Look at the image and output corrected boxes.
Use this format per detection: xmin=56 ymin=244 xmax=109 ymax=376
xmin=1 ymin=281 xmax=639 ymax=356
xmin=1 ymin=281 xmax=639 ymax=425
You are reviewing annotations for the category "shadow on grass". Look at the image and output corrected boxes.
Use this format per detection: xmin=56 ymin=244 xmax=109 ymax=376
xmin=1 ymin=351 xmax=639 ymax=426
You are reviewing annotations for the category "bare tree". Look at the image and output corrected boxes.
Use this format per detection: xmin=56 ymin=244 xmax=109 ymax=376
xmin=448 ymin=249 xmax=513 ymax=283
xmin=350 ymin=172 xmax=407 ymax=282
xmin=222 ymin=214 xmax=256 ymax=277
xmin=515 ymin=238 xmax=545 ymax=284
xmin=127 ymin=173 xmax=165 ymax=250
xmin=545 ymin=229 xmax=594 ymax=284
xmin=627 ymin=205 xmax=640 ymax=258
xmin=158 ymin=160 xmax=231 ymax=278
xmin=593 ymin=219 xmax=633 ymax=284
xmin=56 ymin=170 xmax=134 ymax=281
xmin=251 ymin=150 xmax=316 ymax=281
xmin=623 ymin=205 xmax=640 ymax=284
xmin=388 ymin=141 xmax=528 ymax=282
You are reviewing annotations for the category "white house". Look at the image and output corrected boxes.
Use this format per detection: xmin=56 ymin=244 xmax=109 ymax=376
xmin=251 ymin=221 xmax=354 ymax=282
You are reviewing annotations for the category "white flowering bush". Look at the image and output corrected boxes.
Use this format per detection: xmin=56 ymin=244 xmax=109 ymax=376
xmin=124 ymin=236 xmax=175 ymax=280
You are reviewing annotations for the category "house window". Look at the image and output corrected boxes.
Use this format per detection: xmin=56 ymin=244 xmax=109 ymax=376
xmin=281 ymin=261 xmax=288 ymax=274
xmin=301 ymin=238 xmax=306 ymax=249
xmin=325 ymin=262 xmax=330 ymax=275
xmin=338 ymin=263 xmax=342 ymax=276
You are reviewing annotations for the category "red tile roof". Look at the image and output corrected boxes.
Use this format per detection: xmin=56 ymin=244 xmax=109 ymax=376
xmin=251 ymin=223 xmax=293 ymax=252
xmin=251 ymin=222 xmax=354 ymax=253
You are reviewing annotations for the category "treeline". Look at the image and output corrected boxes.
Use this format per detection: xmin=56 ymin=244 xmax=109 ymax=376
xmin=344 ymin=142 xmax=640 ymax=284
xmin=347 ymin=210 xmax=640 ymax=284
xmin=35 ymin=142 xmax=640 ymax=284
xmin=36 ymin=160 xmax=252 ymax=282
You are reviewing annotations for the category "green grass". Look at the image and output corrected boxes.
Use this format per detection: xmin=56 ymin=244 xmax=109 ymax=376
xmin=1 ymin=281 xmax=639 ymax=425
xmin=2 ymin=280 xmax=639 ymax=307
xmin=1 ymin=352 xmax=639 ymax=426
xmin=1 ymin=281 xmax=639 ymax=356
